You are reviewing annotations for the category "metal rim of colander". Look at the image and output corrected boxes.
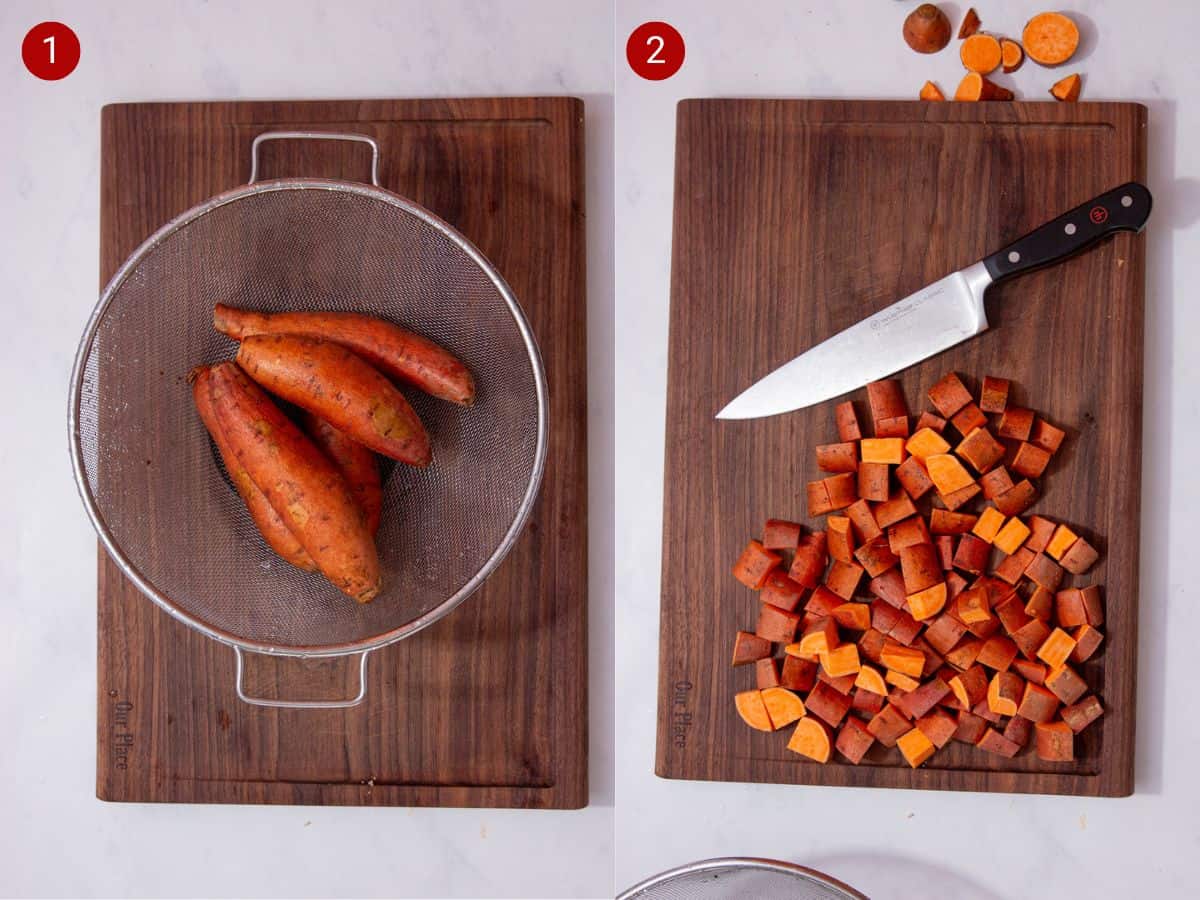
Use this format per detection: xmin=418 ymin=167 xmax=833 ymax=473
xmin=617 ymin=857 xmax=869 ymax=900
xmin=67 ymin=176 xmax=548 ymax=658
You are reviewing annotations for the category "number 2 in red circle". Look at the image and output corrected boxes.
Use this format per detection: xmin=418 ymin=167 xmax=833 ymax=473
xmin=22 ymin=21 xmax=81 ymax=81
xmin=627 ymin=22 xmax=685 ymax=81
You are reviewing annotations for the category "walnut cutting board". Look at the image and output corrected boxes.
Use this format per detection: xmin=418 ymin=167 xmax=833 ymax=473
xmin=97 ymin=98 xmax=586 ymax=808
xmin=657 ymin=99 xmax=1146 ymax=796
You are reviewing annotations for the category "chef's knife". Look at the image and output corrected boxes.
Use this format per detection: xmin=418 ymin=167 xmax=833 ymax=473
xmin=716 ymin=182 xmax=1152 ymax=420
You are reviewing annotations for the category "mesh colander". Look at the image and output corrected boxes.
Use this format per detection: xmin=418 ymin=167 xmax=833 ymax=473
xmin=69 ymin=132 xmax=547 ymax=708
xmin=618 ymin=858 xmax=868 ymax=900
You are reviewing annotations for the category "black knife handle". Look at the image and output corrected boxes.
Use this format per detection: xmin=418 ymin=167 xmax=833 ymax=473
xmin=982 ymin=182 xmax=1152 ymax=282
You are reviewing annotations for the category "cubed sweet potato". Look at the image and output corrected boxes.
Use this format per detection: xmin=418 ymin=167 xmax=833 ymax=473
xmin=994 ymin=591 xmax=1032 ymax=634
xmin=979 ymin=376 xmax=1010 ymax=413
xmin=893 ymin=678 xmax=951 ymax=720
xmin=1012 ymin=658 xmax=1047 ymax=685
xmin=1070 ymin=625 xmax=1104 ymax=663
xmin=869 ymin=569 xmax=908 ymax=609
xmin=1045 ymin=663 xmax=1088 ymax=705
xmin=1024 ymin=552 xmax=1064 ymax=592
xmin=818 ymin=669 xmax=857 ymax=695
xmin=876 ymin=415 xmax=910 ymax=438
xmin=1026 ymin=515 xmax=1056 ymax=553
xmin=733 ymin=539 xmax=781 ymax=589
xmin=854 ymin=536 xmax=898 ymax=578
xmin=835 ymin=715 xmax=876 ymax=764
xmin=1080 ymin=585 xmax=1104 ymax=626
xmin=867 ymin=703 xmax=912 ymax=747
xmin=816 ymin=441 xmax=859 ymax=473
xmin=806 ymin=680 xmax=852 ymax=727
xmin=928 ymin=373 xmax=973 ymax=417
xmin=979 ymin=465 xmax=1015 ymax=500
xmin=851 ymin=685 xmax=887 ymax=716
xmin=781 ymin=655 xmax=818 ymax=692
xmin=1055 ymin=588 xmax=1087 ymax=627
xmin=1031 ymin=418 xmax=1066 ymax=454
xmin=1011 ymin=618 xmax=1052 ymax=660
xmin=897 ymin=727 xmax=937 ymax=767
xmin=953 ymin=709 xmax=988 ymax=744
xmin=825 ymin=560 xmax=865 ymax=600
xmin=760 ymin=686 xmax=807 ymax=729
xmin=857 ymin=627 xmax=887 ymax=664
xmin=888 ymin=610 xmax=924 ymax=646
xmin=757 ymin=603 xmax=802 ymax=643
xmin=845 ymin=498 xmax=883 ymax=542
xmin=900 ymin=543 xmax=942 ymax=594
xmin=971 ymin=506 xmax=1006 ymax=544
xmin=916 ymin=411 xmax=947 ymax=433
xmin=940 ymin=481 xmax=982 ymax=511
xmin=957 ymin=427 xmax=1005 ymax=473
xmin=1035 ymin=721 xmax=1074 ymax=761
xmin=857 ymin=461 xmax=891 ymax=502
xmin=993 ymin=517 xmax=1031 ymax=555
xmin=786 ymin=717 xmax=833 ymax=762
xmin=756 ymin=657 xmax=782 ymax=689
xmin=994 ymin=479 xmax=1037 ymax=516
xmin=923 ymin=612 xmax=968 ymax=655
xmin=916 ymin=709 xmax=958 ymax=748
xmin=1024 ymin=585 xmax=1054 ymax=620
xmin=1061 ymin=695 xmax=1104 ymax=733
xmin=733 ymin=630 xmax=772 ymax=665
xmin=945 ymin=638 xmax=984 ymax=672
xmin=1060 ymin=537 xmax=1100 ymax=575
xmin=867 ymin=379 xmax=908 ymax=429
xmin=805 ymin=585 xmax=843 ymax=617
xmin=976 ymin=727 xmax=1021 ymax=757
xmin=761 ymin=571 xmax=805 ymax=612
xmin=889 ymin=516 xmax=932 ymax=554
xmin=950 ymin=403 xmax=987 ymax=437
xmin=873 ymin=492 xmax=918 ymax=529
xmin=997 ymin=406 xmax=1035 ymax=441
xmin=1012 ymin=441 xmax=1052 ymax=478
xmin=977 ymin=635 xmax=1018 ymax=671
xmin=821 ymin=643 xmax=862 ymax=677
xmin=762 ymin=518 xmax=802 ymax=550
xmin=896 ymin=455 xmax=935 ymax=499
xmin=986 ymin=670 xmax=1024 ymax=716
xmin=930 ymin=509 xmax=977 ymax=534
xmin=926 ymin=453 xmax=975 ymax=495
xmin=836 ymin=400 xmax=863 ymax=442
xmin=953 ymin=533 xmax=991 ymax=575
xmin=1016 ymin=681 xmax=1060 ymax=723
xmin=1003 ymin=714 xmax=1033 ymax=748
xmin=936 ymin=534 xmax=956 ymax=571
xmin=788 ymin=534 xmax=829 ymax=588
xmin=994 ymin=546 xmax=1035 ymax=585
xmin=798 ymin=616 xmax=839 ymax=656
xmin=735 ymin=690 xmax=773 ymax=731
xmin=881 ymin=639 xmax=925 ymax=677
xmin=905 ymin=427 xmax=951 ymax=460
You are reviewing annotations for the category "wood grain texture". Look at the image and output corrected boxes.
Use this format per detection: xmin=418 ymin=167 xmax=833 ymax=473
xmin=657 ymin=100 xmax=1146 ymax=796
xmin=96 ymin=98 xmax=587 ymax=808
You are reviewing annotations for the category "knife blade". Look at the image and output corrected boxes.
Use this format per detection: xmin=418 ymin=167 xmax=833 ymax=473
xmin=716 ymin=181 xmax=1153 ymax=420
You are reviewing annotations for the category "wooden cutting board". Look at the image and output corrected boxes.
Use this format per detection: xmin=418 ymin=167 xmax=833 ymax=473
xmin=657 ymin=100 xmax=1146 ymax=796
xmin=97 ymin=98 xmax=587 ymax=808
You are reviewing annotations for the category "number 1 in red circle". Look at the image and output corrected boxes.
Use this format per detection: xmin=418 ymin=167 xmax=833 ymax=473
xmin=627 ymin=22 xmax=685 ymax=81
xmin=22 ymin=21 xmax=81 ymax=81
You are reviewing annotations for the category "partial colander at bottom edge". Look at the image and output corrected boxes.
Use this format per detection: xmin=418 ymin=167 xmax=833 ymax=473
xmin=68 ymin=132 xmax=547 ymax=706
xmin=618 ymin=857 xmax=869 ymax=900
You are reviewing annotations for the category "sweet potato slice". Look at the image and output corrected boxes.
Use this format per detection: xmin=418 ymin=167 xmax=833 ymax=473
xmin=237 ymin=334 xmax=431 ymax=466
xmin=208 ymin=362 xmax=381 ymax=603
xmin=214 ymin=304 xmax=475 ymax=405
xmin=189 ymin=366 xmax=316 ymax=573
xmin=908 ymin=582 xmax=948 ymax=621
xmin=960 ymin=33 xmax=1002 ymax=74
xmin=787 ymin=717 xmax=832 ymax=762
xmin=1023 ymin=12 xmax=1079 ymax=66
xmin=735 ymin=690 xmax=773 ymax=732
xmin=817 ymin=442 xmax=859 ymax=473
xmin=761 ymin=687 xmax=807 ymax=729
xmin=1000 ymin=38 xmax=1024 ymax=73
xmin=835 ymin=401 xmax=863 ymax=441
xmin=855 ymin=664 xmax=888 ymax=696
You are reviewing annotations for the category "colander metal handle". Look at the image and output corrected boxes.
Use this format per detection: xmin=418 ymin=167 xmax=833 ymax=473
xmin=233 ymin=646 xmax=371 ymax=709
xmin=248 ymin=131 xmax=381 ymax=186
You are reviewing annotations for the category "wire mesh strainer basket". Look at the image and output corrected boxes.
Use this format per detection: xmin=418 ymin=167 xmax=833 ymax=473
xmin=69 ymin=132 xmax=547 ymax=708
xmin=618 ymin=858 xmax=868 ymax=900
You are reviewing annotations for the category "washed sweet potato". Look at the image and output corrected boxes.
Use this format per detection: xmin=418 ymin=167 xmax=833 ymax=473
xmin=835 ymin=716 xmax=876 ymax=764
xmin=735 ymin=690 xmax=773 ymax=732
xmin=787 ymin=717 xmax=832 ymax=762
xmin=190 ymin=366 xmax=317 ymax=573
xmin=1022 ymin=12 xmax=1079 ymax=66
xmin=214 ymin=303 xmax=475 ymax=405
xmin=904 ymin=3 xmax=952 ymax=53
xmin=761 ymin=686 xmax=807 ymax=729
xmin=237 ymin=334 xmax=432 ymax=466
xmin=763 ymin=518 xmax=802 ymax=550
xmin=1062 ymin=695 xmax=1104 ymax=733
xmin=300 ymin=412 xmax=382 ymax=534
xmin=208 ymin=362 xmax=381 ymax=602
xmin=1035 ymin=721 xmax=1074 ymax=761
xmin=897 ymin=727 xmax=936 ymax=767
xmin=734 ymin=540 xmax=782 ymax=590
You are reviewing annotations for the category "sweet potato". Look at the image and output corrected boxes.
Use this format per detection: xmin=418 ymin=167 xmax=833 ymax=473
xmin=1031 ymin=419 xmax=1066 ymax=454
xmin=939 ymin=481 xmax=981 ymax=511
xmin=982 ymin=378 xmax=1012 ymax=413
xmin=873 ymin=492 xmax=918 ymax=529
xmin=816 ymin=442 xmax=859 ymax=473
xmin=846 ymin=499 xmax=883 ymax=542
xmin=213 ymin=303 xmax=475 ymax=405
xmin=781 ymin=655 xmax=818 ymax=692
xmin=930 ymin=509 xmax=976 ymax=534
xmin=896 ymin=456 xmax=935 ymax=499
xmin=1060 ymin=537 xmax=1100 ymax=575
xmin=919 ymin=80 xmax=946 ymax=102
xmin=958 ymin=7 xmax=981 ymax=39
xmin=870 ymin=569 xmax=908 ymax=609
xmin=876 ymin=415 xmax=910 ymax=438
xmin=858 ymin=461 xmax=891 ymax=502
xmin=821 ymin=643 xmax=862 ymax=677
xmin=835 ymin=401 xmax=863 ymax=441
xmin=1000 ymin=38 xmax=1024 ymax=73
xmin=300 ymin=412 xmax=382 ymax=534
xmin=237 ymin=334 xmax=432 ymax=466
xmin=787 ymin=717 xmax=832 ymax=762
xmin=756 ymin=657 xmax=782 ymax=689
xmin=805 ymin=681 xmax=852 ymax=727
xmin=977 ymin=727 xmax=1020 ymax=757
xmin=953 ymin=709 xmax=987 ymax=744
xmin=1062 ymin=695 xmax=1104 ymax=733
xmin=1022 ymin=12 xmax=1079 ymax=66
xmin=926 ymin=454 xmax=974 ymax=495
xmin=1045 ymin=664 xmax=1088 ymax=705
xmin=189 ymin=366 xmax=317 ymax=573
xmin=835 ymin=716 xmax=876 ymax=764
xmin=735 ymin=690 xmax=773 ymax=732
xmin=971 ymin=507 xmax=1005 ymax=544
xmin=761 ymin=686 xmax=806 ymax=729
xmin=763 ymin=518 xmax=802 ymax=550
xmin=986 ymin=671 xmax=1023 ymax=716
xmin=904 ymin=3 xmax=952 ymax=53
xmin=994 ymin=479 xmax=1037 ymax=516
xmin=897 ymin=727 xmax=936 ymax=767
xmin=855 ymin=536 xmax=899 ymax=577
xmin=733 ymin=540 xmax=781 ymax=590
xmin=733 ymin=630 xmax=772 ymax=666
xmin=997 ymin=406 xmax=1035 ymax=441
xmin=832 ymin=602 xmax=871 ymax=632
xmin=979 ymin=465 xmax=1014 ymax=500
xmin=993 ymin=517 xmax=1031 ymax=555
xmin=867 ymin=704 xmax=911 ymax=747
xmin=757 ymin=603 xmax=802 ymax=643
xmin=889 ymin=516 xmax=932 ymax=554
xmin=977 ymin=635 xmax=1018 ymax=671
xmin=208 ymin=362 xmax=381 ymax=602
xmin=1012 ymin=442 xmax=1052 ymax=478
xmin=1034 ymin=721 xmax=1074 ymax=761
xmin=957 ymin=427 xmax=1005 ymax=474
xmin=1017 ymin=681 xmax=1060 ymax=724
xmin=908 ymin=582 xmax=948 ymax=621
xmin=960 ymin=33 xmax=1002 ymax=74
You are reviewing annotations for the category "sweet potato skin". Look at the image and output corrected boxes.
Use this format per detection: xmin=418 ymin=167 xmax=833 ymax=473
xmin=214 ymin=303 xmax=475 ymax=405
xmin=301 ymin=412 xmax=383 ymax=535
xmin=190 ymin=366 xmax=317 ymax=572
xmin=208 ymin=362 xmax=382 ymax=603
xmin=237 ymin=333 xmax=432 ymax=466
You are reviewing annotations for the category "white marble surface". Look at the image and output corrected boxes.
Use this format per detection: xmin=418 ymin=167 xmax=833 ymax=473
xmin=614 ymin=0 xmax=1199 ymax=897
xmin=0 ymin=1 xmax=612 ymax=898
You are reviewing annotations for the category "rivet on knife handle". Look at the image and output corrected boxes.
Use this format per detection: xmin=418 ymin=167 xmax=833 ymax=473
xmin=982 ymin=182 xmax=1152 ymax=283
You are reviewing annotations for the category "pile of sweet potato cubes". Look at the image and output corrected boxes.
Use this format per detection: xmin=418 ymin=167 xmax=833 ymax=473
xmin=731 ymin=373 xmax=1105 ymax=768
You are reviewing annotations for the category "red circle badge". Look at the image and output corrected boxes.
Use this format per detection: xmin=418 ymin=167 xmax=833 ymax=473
xmin=627 ymin=22 xmax=685 ymax=81
xmin=22 ymin=21 xmax=80 ymax=81
xmin=1089 ymin=205 xmax=1109 ymax=224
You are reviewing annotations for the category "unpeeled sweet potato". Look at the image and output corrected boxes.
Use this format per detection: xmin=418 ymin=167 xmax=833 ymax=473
xmin=214 ymin=303 xmax=475 ymax=405
xmin=301 ymin=413 xmax=382 ymax=535
xmin=189 ymin=366 xmax=316 ymax=573
xmin=208 ymin=362 xmax=381 ymax=603
xmin=237 ymin=334 xmax=432 ymax=466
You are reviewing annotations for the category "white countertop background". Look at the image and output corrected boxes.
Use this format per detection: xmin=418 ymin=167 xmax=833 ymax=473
xmin=0 ymin=2 xmax=612 ymax=898
xmin=614 ymin=0 xmax=1199 ymax=897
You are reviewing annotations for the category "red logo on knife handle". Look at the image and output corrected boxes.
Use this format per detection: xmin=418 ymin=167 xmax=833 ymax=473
xmin=1089 ymin=206 xmax=1109 ymax=224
